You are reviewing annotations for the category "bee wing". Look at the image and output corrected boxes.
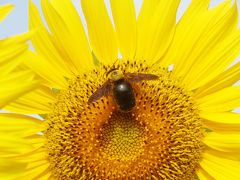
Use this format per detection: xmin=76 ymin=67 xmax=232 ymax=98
xmin=125 ymin=73 xmax=158 ymax=83
xmin=88 ymin=81 xmax=111 ymax=104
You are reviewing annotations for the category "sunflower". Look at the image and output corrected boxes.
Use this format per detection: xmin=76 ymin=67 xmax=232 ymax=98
xmin=1 ymin=0 xmax=240 ymax=179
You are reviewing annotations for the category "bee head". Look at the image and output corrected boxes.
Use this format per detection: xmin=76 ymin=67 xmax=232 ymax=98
xmin=107 ymin=69 xmax=124 ymax=81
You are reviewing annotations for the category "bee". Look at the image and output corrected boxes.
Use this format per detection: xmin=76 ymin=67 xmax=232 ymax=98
xmin=88 ymin=68 xmax=158 ymax=111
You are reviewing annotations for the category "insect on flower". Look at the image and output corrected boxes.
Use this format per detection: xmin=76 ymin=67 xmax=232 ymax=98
xmin=88 ymin=68 xmax=159 ymax=111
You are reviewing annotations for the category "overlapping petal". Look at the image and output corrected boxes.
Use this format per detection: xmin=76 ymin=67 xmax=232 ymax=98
xmin=136 ymin=0 xmax=180 ymax=63
xmin=41 ymin=0 xmax=94 ymax=73
xmin=0 ymin=30 xmax=34 ymax=77
xmin=160 ymin=0 xmax=210 ymax=67
xmin=204 ymin=132 xmax=240 ymax=154
xmin=24 ymin=51 xmax=67 ymax=89
xmin=81 ymin=0 xmax=118 ymax=64
xmin=0 ymin=70 xmax=40 ymax=108
xmin=184 ymin=27 xmax=240 ymax=90
xmin=0 ymin=113 xmax=43 ymax=137
xmin=29 ymin=1 xmax=73 ymax=78
xmin=197 ymin=86 xmax=240 ymax=112
xmin=0 ymin=112 xmax=47 ymax=178
xmin=200 ymin=111 xmax=240 ymax=132
xmin=0 ymin=44 xmax=27 ymax=77
xmin=161 ymin=0 xmax=239 ymax=88
xmin=4 ymin=86 xmax=56 ymax=114
xmin=197 ymin=168 xmax=215 ymax=180
xmin=200 ymin=151 xmax=240 ymax=179
xmin=17 ymin=160 xmax=50 ymax=180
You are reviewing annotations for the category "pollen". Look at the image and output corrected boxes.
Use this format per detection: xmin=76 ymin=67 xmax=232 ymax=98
xmin=45 ymin=61 xmax=204 ymax=179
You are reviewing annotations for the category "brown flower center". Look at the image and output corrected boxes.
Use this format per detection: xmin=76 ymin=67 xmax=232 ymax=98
xmin=45 ymin=61 xmax=204 ymax=180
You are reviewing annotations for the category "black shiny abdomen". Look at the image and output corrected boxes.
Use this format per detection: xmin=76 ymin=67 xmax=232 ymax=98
xmin=112 ymin=79 xmax=136 ymax=111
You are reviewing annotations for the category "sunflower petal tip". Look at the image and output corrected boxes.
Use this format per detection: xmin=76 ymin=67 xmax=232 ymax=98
xmin=0 ymin=4 xmax=15 ymax=22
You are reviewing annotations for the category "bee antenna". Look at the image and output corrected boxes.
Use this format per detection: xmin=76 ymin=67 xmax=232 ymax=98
xmin=111 ymin=59 xmax=119 ymax=68
xmin=106 ymin=59 xmax=119 ymax=77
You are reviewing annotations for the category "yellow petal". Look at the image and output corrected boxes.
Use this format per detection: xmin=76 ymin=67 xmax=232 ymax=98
xmin=1 ymin=148 xmax=47 ymax=180
xmin=135 ymin=0 xmax=161 ymax=62
xmin=160 ymin=0 xmax=210 ymax=67
xmin=0 ymin=42 xmax=27 ymax=61
xmin=0 ymin=4 xmax=14 ymax=22
xmin=5 ymin=86 xmax=56 ymax=114
xmin=0 ymin=30 xmax=34 ymax=46
xmin=204 ymin=132 xmax=240 ymax=153
xmin=197 ymin=86 xmax=240 ymax=112
xmin=182 ymin=2 xmax=239 ymax=90
xmin=25 ymin=136 xmax=45 ymax=148
xmin=41 ymin=0 xmax=94 ymax=74
xmin=0 ymin=158 xmax=27 ymax=179
xmin=0 ymin=70 xmax=40 ymax=108
xmin=162 ymin=0 xmax=236 ymax=81
xmin=0 ymin=44 xmax=28 ymax=77
xmin=37 ymin=171 xmax=52 ymax=180
xmin=29 ymin=1 xmax=73 ymax=77
xmin=200 ymin=111 xmax=240 ymax=132
xmin=184 ymin=27 xmax=240 ymax=91
xmin=0 ymin=31 xmax=34 ymax=77
xmin=208 ymin=148 xmax=240 ymax=163
xmin=200 ymin=151 xmax=240 ymax=179
xmin=110 ymin=0 xmax=136 ymax=60
xmin=81 ymin=0 xmax=118 ymax=64
xmin=10 ymin=146 xmax=46 ymax=161
xmin=195 ymin=61 xmax=240 ymax=98
xmin=0 ymin=135 xmax=34 ymax=155
xmin=197 ymin=168 xmax=215 ymax=180
xmin=19 ymin=160 xmax=50 ymax=180
xmin=24 ymin=51 xmax=67 ymax=89
xmin=50 ymin=0 xmax=94 ymax=72
xmin=0 ymin=113 xmax=43 ymax=138
xmin=2 ymin=135 xmax=45 ymax=157
xmin=136 ymin=0 xmax=180 ymax=63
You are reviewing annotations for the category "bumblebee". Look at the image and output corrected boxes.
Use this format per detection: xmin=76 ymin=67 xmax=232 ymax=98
xmin=88 ymin=69 xmax=158 ymax=111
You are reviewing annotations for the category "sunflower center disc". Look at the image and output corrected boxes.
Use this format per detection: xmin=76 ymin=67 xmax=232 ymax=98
xmin=45 ymin=61 xmax=204 ymax=180
xmin=100 ymin=112 xmax=145 ymax=161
